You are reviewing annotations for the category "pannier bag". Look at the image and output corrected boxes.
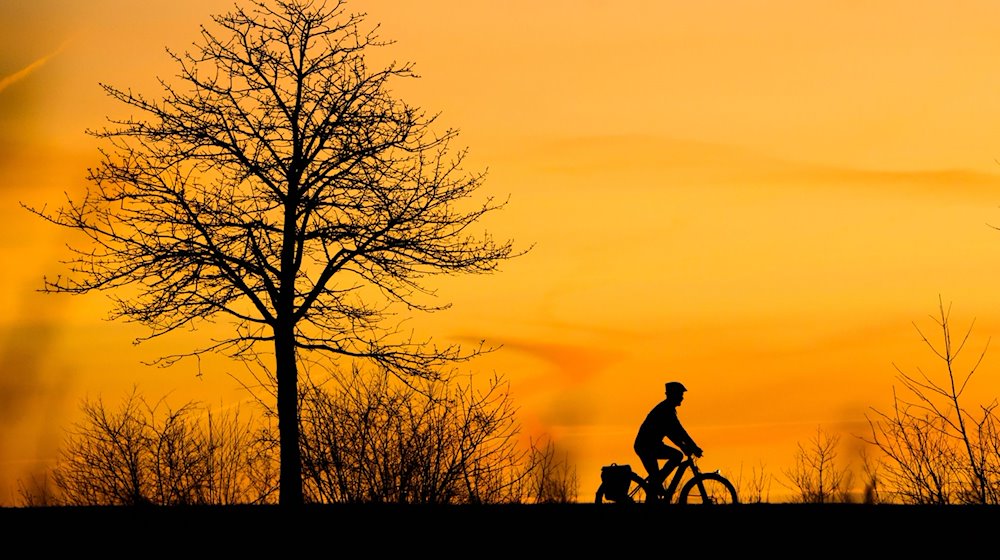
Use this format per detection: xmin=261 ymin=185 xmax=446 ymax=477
xmin=600 ymin=463 xmax=632 ymax=502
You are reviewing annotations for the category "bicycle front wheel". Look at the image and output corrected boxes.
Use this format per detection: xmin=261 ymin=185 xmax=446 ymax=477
xmin=678 ymin=473 xmax=739 ymax=505
xmin=595 ymin=471 xmax=654 ymax=504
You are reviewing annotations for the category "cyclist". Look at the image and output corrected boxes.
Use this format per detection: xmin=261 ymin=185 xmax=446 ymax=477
xmin=633 ymin=381 xmax=703 ymax=500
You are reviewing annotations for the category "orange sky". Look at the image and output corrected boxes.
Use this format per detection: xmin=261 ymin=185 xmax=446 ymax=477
xmin=4 ymin=0 xmax=1000 ymax=504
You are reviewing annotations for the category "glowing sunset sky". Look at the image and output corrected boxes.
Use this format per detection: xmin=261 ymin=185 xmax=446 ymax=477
xmin=3 ymin=0 xmax=1000 ymax=504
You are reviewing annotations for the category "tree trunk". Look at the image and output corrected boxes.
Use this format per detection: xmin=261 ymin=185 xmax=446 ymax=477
xmin=275 ymin=319 xmax=302 ymax=506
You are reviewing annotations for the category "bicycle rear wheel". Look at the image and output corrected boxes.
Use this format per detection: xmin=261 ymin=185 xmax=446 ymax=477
xmin=595 ymin=472 xmax=653 ymax=503
xmin=678 ymin=473 xmax=739 ymax=505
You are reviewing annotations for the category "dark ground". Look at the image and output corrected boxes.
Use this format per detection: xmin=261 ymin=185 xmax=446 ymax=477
xmin=3 ymin=503 xmax=996 ymax=556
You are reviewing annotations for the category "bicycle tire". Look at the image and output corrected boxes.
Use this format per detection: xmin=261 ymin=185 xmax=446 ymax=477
xmin=678 ymin=472 xmax=739 ymax=505
xmin=595 ymin=471 xmax=653 ymax=503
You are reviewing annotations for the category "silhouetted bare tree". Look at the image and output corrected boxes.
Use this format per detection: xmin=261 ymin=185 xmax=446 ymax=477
xmin=864 ymin=297 xmax=1000 ymax=504
xmin=32 ymin=387 xmax=276 ymax=506
xmin=22 ymin=0 xmax=522 ymax=506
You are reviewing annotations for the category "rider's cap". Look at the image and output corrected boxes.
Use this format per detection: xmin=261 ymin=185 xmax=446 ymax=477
xmin=665 ymin=381 xmax=687 ymax=394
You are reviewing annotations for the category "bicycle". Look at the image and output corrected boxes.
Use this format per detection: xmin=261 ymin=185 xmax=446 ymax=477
xmin=595 ymin=453 xmax=739 ymax=505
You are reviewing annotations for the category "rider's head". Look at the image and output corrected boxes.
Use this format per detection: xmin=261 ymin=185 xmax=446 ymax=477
xmin=665 ymin=381 xmax=687 ymax=403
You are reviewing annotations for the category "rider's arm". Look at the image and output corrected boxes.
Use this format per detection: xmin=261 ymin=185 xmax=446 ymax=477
xmin=663 ymin=408 xmax=703 ymax=456
xmin=672 ymin=423 xmax=702 ymax=457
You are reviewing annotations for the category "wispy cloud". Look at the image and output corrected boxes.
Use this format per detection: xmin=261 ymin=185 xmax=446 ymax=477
xmin=0 ymin=46 xmax=64 ymax=95
xmin=505 ymin=134 xmax=1000 ymax=200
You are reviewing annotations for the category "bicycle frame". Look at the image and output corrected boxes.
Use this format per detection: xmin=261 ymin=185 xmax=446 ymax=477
xmin=650 ymin=454 xmax=736 ymax=504
xmin=658 ymin=455 xmax=699 ymax=501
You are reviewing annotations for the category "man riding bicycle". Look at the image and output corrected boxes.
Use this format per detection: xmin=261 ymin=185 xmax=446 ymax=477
xmin=633 ymin=381 xmax=703 ymax=500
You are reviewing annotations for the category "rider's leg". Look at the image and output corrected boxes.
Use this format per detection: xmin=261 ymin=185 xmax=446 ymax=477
xmin=634 ymin=446 xmax=666 ymax=498
xmin=639 ymin=455 xmax=661 ymax=487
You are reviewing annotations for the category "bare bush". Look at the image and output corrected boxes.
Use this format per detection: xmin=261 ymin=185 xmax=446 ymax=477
xmin=781 ymin=426 xmax=854 ymax=503
xmin=726 ymin=460 xmax=772 ymax=504
xmin=859 ymin=447 xmax=883 ymax=504
xmin=22 ymin=366 xmax=571 ymax=506
xmin=864 ymin=297 xmax=1000 ymax=504
xmin=299 ymin=368 xmax=535 ymax=504
xmin=25 ymin=388 xmax=277 ymax=506
xmin=524 ymin=436 xmax=578 ymax=504
xmin=16 ymin=473 xmax=57 ymax=507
